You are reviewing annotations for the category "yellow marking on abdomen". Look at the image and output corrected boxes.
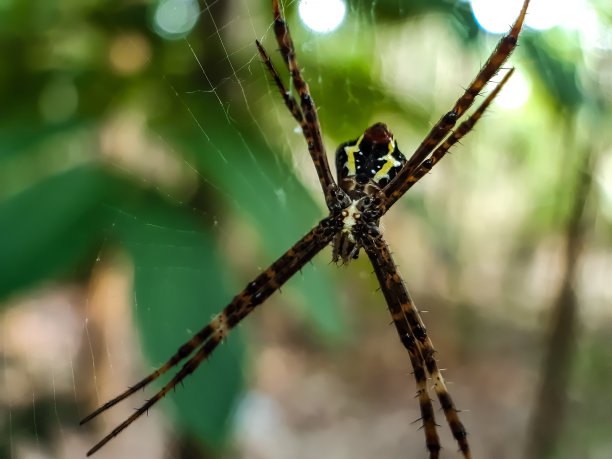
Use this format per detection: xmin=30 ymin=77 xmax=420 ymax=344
xmin=373 ymin=139 xmax=398 ymax=182
xmin=345 ymin=135 xmax=363 ymax=175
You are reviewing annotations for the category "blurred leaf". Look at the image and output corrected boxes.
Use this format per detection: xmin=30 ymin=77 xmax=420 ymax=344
xmin=523 ymin=31 xmax=583 ymax=110
xmin=0 ymin=160 xmax=246 ymax=447
xmin=0 ymin=165 xmax=129 ymax=300
xmin=0 ymin=120 xmax=84 ymax=163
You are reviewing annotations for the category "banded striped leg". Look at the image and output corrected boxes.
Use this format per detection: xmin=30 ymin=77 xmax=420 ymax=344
xmin=380 ymin=0 xmax=530 ymax=213
xmin=361 ymin=231 xmax=470 ymax=458
xmin=401 ymin=68 xmax=516 ymax=195
xmin=403 ymin=335 xmax=441 ymax=459
xmin=256 ymin=40 xmax=312 ymax=151
xmin=271 ymin=0 xmax=336 ymax=194
xmin=372 ymin=266 xmax=441 ymax=456
xmin=81 ymin=217 xmax=339 ymax=456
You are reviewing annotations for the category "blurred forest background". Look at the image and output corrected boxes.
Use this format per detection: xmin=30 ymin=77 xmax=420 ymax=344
xmin=1 ymin=0 xmax=611 ymax=458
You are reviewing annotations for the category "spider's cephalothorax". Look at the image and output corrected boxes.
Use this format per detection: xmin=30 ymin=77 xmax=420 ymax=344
xmin=82 ymin=0 xmax=531 ymax=457
xmin=331 ymin=123 xmax=406 ymax=264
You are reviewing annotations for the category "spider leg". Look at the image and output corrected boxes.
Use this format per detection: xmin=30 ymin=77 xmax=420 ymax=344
xmin=380 ymin=0 xmax=530 ymax=213
xmin=256 ymin=40 xmax=311 ymax=144
xmin=405 ymin=334 xmax=441 ymax=459
xmin=82 ymin=217 xmax=340 ymax=456
xmin=270 ymin=0 xmax=337 ymax=195
xmin=401 ymin=67 xmax=515 ymax=194
xmin=79 ymin=322 xmax=216 ymax=424
xmin=373 ymin=274 xmax=441 ymax=456
xmin=362 ymin=231 xmax=470 ymax=458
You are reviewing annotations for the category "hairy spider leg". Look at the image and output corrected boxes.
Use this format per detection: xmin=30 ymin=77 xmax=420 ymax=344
xmin=414 ymin=68 xmax=515 ymax=181
xmin=363 ymin=233 xmax=470 ymax=458
xmin=379 ymin=302 xmax=441 ymax=458
xmin=271 ymin=0 xmax=337 ymax=194
xmin=255 ymin=40 xmax=312 ymax=146
xmin=408 ymin=68 xmax=516 ymax=192
xmin=405 ymin=334 xmax=441 ymax=459
xmin=79 ymin=324 xmax=215 ymax=424
xmin=82 ymin=218 xmax=339 ymax=456
xmin=364 ymin=238 xmax=441 ymax=457
xmin=380 ymin=0 xmax=530 ymax=213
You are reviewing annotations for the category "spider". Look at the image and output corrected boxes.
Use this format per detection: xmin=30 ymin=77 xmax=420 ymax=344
xmin=82 ymin=0 xmax=531 ymax=457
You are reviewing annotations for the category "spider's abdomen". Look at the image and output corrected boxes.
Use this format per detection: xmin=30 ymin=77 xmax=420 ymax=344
xmin=335 ymin=123 xmax=406 ymax=199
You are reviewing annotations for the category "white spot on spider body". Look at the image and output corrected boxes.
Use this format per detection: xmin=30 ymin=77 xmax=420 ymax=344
xmin=342 ymin=202 xmax=360 ymax=241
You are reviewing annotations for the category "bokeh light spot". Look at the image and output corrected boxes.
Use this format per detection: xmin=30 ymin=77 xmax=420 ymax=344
xmin=153 ymin=0 xmax=199 ymax=40
xmin=471 ymin=0 xmax=561 ymax=34
xmin=495 ymin=69 xmax=529 ymax=109
xmin=109 ymin=32 xmax=152 ymax=75
xmin=523 ymin=0 xmax=562 ymax=31
xmin=299 ymin=0 xmax=346 ymax=33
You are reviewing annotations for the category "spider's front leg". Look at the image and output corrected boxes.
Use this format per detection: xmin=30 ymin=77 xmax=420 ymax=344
xmin=379 ymin=0 xmax=530 ymax=214
xmin=257 ymin=0 xmax=338 ymax=200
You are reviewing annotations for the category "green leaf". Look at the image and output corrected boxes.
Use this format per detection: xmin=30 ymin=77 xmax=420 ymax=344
xmin=0 ymin=165 xmax=128 ymax=300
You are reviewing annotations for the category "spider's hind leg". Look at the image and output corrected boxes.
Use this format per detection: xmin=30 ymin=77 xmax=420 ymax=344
xmin=81 ymin=218 xmax=339 ymax=456
xmin=362 ymin=232 xmax=470 ymax=458
xmin=402 ymin=332 xmax=442 ymax=458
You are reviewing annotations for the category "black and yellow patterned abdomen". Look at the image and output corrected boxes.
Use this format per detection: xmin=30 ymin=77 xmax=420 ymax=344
xmin=335 ymin=123 xmax=406 ymax=198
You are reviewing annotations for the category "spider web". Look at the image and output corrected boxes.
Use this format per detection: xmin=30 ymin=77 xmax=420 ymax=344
xmin=4 ymin=1 xmax=612 ymax=459
xmin=0 ymin=2 xmax=522 ymax=458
